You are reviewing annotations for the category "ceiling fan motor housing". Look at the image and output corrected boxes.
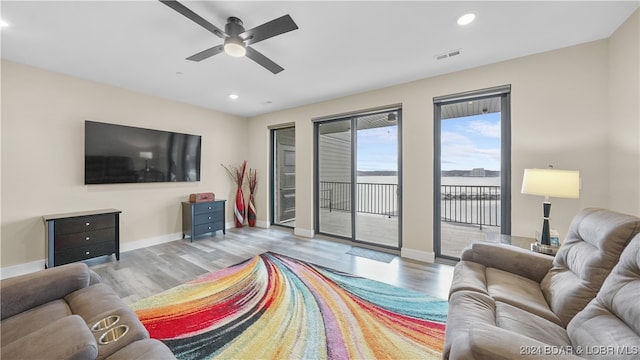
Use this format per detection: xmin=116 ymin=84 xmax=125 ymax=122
xmin=225 ymin=17 xmax=245 ymax=37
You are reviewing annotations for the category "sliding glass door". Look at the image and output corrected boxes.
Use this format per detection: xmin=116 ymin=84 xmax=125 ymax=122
xmin=434 ymin=86 xmax=511 ymax=260
xmin=316 ymin=109 xmax=401 ymax=249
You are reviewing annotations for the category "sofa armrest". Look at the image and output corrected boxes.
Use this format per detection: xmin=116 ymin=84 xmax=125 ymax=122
xmin=450 ymin=324 xmax=583 ymax=360
xmin=1 ymin=263 xmax=91 ymax=320
xmin=461 ymin=241 xmax=554 ymax=283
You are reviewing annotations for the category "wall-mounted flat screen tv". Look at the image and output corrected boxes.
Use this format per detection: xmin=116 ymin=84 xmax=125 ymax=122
xmin=85 ymin=121 xmax=201 ymax=184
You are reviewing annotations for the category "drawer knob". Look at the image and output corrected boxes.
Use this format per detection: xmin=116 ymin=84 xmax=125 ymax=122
xmin=85 ymin=222 xmax=91 ymax=226
xmin=208 ymin=226 xmax=212 ymax=230
xmin=85 ymin=236 xmax=90 ymax=241
xmin=208 ymin=216 xmax=212 ymax=220
xmin=208 ymin=206 xmax=212 ymax=210
xmin=85 ymin=251 xmax=90 ymax=255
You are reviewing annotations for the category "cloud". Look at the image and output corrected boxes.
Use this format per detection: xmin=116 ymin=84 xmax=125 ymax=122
xmin=441 ymin=131 xmax=500 ymax=170
xmin=462 ymin=120 xmax=501 ymax=138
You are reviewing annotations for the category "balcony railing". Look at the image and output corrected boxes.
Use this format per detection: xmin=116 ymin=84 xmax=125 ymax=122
xmin=441 ymin=185 xmax=501 ymax=228
xmin=319 ymin=181 xmax=501 ymax=228
xmin=319 ymin=181 xmax=398 ymax=217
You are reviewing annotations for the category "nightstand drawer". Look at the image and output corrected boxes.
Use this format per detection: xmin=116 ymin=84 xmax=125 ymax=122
xmin=55 ymin=214 xmax=115 ymax=235
xmin=54 ymin=241 xmax=116 ymax=266
xmin=194 ymin=222 xmax=224 ymax=236
xmin=194 ymin=213 xmax=222 ymax=225
xmin=55 ymin=228 xmax=115 ymax=250
xmin=193 ymin=201 xmax=223 ymax=215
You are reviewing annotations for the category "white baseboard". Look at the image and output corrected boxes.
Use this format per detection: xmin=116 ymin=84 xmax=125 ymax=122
xmin=120 ymin=232 xmax=183 ymax=253
xmin=401 ymin=247 xmax=435 ymax=263
xmin=1 ymin=259 xmax=45 ymax=280
xmin=294 ymin=227 xmax=315 ymax=238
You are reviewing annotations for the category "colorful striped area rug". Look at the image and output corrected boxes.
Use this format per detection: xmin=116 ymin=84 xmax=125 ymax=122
xmin=131 ymin=252 xmax=447 ymax=359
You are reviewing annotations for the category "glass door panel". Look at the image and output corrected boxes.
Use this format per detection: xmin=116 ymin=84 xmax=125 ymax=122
xmin=355 ymin=112 xmax=399 ymax=247
xmin=273 ymin=127 xmax=296 ymax=227
xmin=318 ymin=119 xmax=352 ymax=238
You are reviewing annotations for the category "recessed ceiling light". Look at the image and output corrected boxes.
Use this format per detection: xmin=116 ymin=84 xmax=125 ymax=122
xmin=457 ymin=13 xmax=476 ymax=26
xmin=228 ymin=94 xmax=239 ymax=100
xmin=0 ymin=19 xmax=9 ymax=27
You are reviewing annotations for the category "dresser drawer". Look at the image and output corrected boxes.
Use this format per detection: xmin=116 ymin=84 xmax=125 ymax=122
xmin=55 ymin=228 xmax=115 ymax=250
xmin=194 ymin=222 xmax=224 ymax=236
xmin=54 ymin=241 xmax=115 ymax=266
xmin=194 ymin=213 xmax=219 ymax=226
xmin=193 ymin=202 xmax=223 ymax=215
xmin=55 ymin=214 xmax=115 ymax=235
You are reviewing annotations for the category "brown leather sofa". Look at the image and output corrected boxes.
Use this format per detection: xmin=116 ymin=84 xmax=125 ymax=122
xmin=1 ymin=262 xmax=176 ymax=360
xmin=444 ymin=208 xmax=640 ymax=359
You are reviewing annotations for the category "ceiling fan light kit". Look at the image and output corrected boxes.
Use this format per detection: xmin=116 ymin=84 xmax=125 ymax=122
xmin=224 ymin=37 xmax=246 ymax=58
xmin=160 ymin=0 xmax=298 ymax=74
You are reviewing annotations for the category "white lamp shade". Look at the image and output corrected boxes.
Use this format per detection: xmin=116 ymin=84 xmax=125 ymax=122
xmin=139 ymin=151 xmax=153 ymax=160
xmin=521 ymin=168 xmax=580 ymax=198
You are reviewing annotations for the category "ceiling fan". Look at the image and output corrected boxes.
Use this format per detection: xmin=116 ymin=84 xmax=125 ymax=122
xmin=160 ymin=0 xmax=299 ymax=74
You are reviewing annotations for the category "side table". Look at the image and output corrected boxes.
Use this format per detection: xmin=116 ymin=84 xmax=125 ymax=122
xmin=485 ymin=233 xmax=558 ymax=256
xmin=181 ymin=200 xmax=226 ymax=241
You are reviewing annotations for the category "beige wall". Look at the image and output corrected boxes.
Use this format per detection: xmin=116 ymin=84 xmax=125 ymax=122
xmin=608 ymin=9 xmax=640 ymax=215
xmin=2 ymin=10 xmax=638 ymax=271
xmin=248 ymin=15 xmax=639 ymax=260
xmin=1 ymin=61 xmax=248 ymax=270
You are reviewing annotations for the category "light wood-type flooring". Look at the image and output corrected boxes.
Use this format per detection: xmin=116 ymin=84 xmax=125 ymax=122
xmin=88 ymin=226 xmax=455 ymax=305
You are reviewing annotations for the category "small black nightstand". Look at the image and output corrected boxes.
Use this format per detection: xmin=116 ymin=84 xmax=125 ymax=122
xmin=181 ymin=200 xmax=226 ymax=241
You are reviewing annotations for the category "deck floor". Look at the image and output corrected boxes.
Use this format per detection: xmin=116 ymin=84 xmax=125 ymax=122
xmin=318 ymin=209 xmax=499 ymax=257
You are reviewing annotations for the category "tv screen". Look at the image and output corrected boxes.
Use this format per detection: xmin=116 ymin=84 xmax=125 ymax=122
xmin=85 ymin=121 xmax=201 ymax=184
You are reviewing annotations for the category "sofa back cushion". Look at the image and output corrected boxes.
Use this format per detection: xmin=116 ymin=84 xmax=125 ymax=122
xmin=567 ymin=233 xmax=640 ymax=353
xmin=540 ymin=208 xmax=640 ymax=326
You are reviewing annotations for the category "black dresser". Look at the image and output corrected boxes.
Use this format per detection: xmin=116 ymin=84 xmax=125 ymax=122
xmin=182 ymin=200 xmax=226 ymax=241
xmin=43 ymin=209 xmax=121 ymax=268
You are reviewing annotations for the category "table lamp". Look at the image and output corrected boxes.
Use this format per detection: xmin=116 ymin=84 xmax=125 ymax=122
xmin=521 ymin=167 xmax=580 ymax=245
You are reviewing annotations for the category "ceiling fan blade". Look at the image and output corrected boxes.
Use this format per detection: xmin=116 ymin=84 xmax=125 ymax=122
xmin=160 ymin=0 xmax=226 ymax=38
xmin=186 ymin=45 xmax=224 ymax=62
xmin=245 ymin=47 xmax=284 ymax=74
xmin=240 ymin=14 xmax=298 ymax=46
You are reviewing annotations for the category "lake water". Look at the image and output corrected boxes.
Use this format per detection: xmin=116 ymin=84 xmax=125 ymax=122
xmin=357 ymin=176 xmax=500 ymax=186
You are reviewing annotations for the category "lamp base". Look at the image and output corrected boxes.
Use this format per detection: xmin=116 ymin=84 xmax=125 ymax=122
xmin=540 ymin=201 xmax=551 ymax=245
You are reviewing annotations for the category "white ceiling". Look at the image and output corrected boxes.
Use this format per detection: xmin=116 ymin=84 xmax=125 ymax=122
xmin=1 ymin=1 xmax=638 ymax=118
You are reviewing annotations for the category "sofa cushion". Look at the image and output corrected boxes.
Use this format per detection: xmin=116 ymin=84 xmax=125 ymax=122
xmin=495 ymin=302 xmax=570 ymax=347
xmin=1 ymin=315 xmax=97 ymax=360
xmin=487 ymin=268 xmax=562 ymax=326
xmin=1 ymin=299 xmax=71 ymax=345
xmin=541 ymin=208 xmax=640 ymax=326
xmin=450 ymin=261 xmax=562 ymax=326
xmin=449 ymin=323 xmax=583 ymax=360
xmin=567 ymin=234 xmax=640 ymax=358
xmin=105 ymin=339 xmax=176 ymax=360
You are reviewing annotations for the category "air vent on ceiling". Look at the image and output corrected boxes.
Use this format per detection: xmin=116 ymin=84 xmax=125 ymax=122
xmin=436 ymin=49 xmax=462 ymax=60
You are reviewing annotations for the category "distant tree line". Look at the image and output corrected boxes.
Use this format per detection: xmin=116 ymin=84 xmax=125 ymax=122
xmin=442 ymin=169 xmax=500 ymax=177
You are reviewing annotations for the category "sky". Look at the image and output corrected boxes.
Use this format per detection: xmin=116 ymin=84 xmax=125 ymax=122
xmin=441 ymin=112 xmax=501 ymax=171
xmin=356 ymin=112 xmax=500 ymax=172
xmin=357 ymin=125 xmax=398 ymax=172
